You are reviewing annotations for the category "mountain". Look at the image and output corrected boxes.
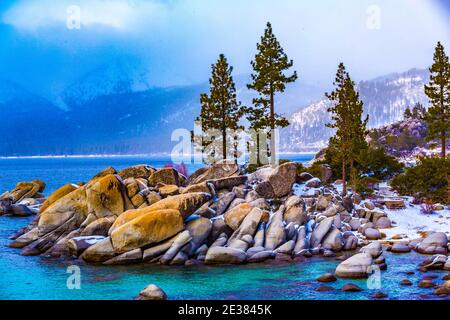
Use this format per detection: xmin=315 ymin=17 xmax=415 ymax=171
xmin=280 ymin=68 xmax=430 ymax=152
xmin=0 ymin=66 xmax=431 ymax=156
xmin=0 ymin=80 xmax=68 ymax=155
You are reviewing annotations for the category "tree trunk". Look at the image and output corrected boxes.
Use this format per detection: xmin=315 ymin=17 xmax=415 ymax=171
xmin=270 ymin=91 xmax=276 ymax=166
xmin=342 ymin=159 xmax=347 ymax=197
xmin=256 ymin=133 xmax=261 ymax=166
xmin=222 ymin=127 xmax=227 ymax=160
xmin=442 ymin=131 xmax=446 ymax=158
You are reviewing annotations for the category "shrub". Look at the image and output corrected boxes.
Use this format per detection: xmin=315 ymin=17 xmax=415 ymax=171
xmin=390 ymin=156 xmax=450 ymax=204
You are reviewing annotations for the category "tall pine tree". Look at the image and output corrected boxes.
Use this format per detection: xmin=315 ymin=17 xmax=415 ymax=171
xmin=424 ymin=41 xmax=450 ymax=158
xmin=326 ymin=63 xmax=368 ymax=197
xmin=247 ymin=22 xmax=297 ymax=165
xmin=196 ymin=54 xmax=244 ymax=162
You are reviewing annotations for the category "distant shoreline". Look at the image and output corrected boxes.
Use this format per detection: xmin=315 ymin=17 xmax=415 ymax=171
xmin=0 ymin=151 xmax=318 ymax=160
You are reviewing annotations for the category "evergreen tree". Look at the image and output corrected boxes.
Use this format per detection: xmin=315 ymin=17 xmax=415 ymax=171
xmin=326 ymin=63 xmax=368 ymax=197
xmin=196 ymin=54 xmax=244 ymax=162
xmin=247 ymin=22 xmax=297 ymax=165
xmin=424 ymin=42 xmax=450 ymax=158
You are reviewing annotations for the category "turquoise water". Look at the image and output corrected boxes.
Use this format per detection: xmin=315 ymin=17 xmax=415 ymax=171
xmin=1 ymin=215 xmax=449 ymax=300
xmin=0 ymin=155 xmax=449 ymax=300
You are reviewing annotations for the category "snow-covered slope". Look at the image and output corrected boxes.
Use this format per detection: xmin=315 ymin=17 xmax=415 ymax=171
xmin=281 ymin=68 xmax=430 ymax=152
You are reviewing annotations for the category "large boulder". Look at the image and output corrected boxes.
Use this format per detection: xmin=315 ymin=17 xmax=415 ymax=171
xmin=118 ymin=165 xmax=155 ymax=180
xmin=265 ymin=208 xmax=286 ymax=250
xmin=144 ymin=193 xmax=211 ymax=219
xmin=210 ymin=192 xmax=236 ymax=216
xmin=67 ymin=236 xmax=105 ymax=257
xmin=283 ymin=196 xmax=306 ymax=225
xmin=322 ymin=227 xmax=343 ymax=252
xmin=310 ymin=217 xmax=334 ymax=248
xmin=148 ymin=168 xmax=181 ymax=186
xmin=188 ymin=161 xmax=239 ymax=185
xmin=40 ymin=184 xmax=79 ymax=213
xmin=81 ymin=237 xmax=116 ymax=263
xmin=416 ymin=232 xmax=448 ymax=255
xmin=224 ymin=203 xmax=253 ymax=230
xmin=228 ymin=207 xmax=266 ymax=243
xmin=335 ymin=253 xmax=374 ymax=279
xmin=85 ymin=174 xmax=127 ymax=219
xmin=38 ymin=187 xmax=88 ymax=236
xmin=204 ymin=247 xmax=246 ymax=265
xmin=1 ymin=180 xmax=45 ymax=203
xmin=81 ymin=217 xmax=115 ymax=237
xmin=110 ymin=209 xmax=184 ymax=253
xmin=252 ymin=162 xmax=297 ymax=198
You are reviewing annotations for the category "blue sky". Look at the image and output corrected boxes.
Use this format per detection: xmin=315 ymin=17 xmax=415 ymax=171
xmin=0 ymin=0 xmax=449 ymax=98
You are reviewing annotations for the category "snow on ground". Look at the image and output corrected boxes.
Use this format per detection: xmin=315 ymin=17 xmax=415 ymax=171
xmin=382 ymin=202 xmax=450 ymax=241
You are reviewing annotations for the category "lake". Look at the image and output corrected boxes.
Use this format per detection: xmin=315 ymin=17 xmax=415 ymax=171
xmin=0 ymin=154 xmax=448 ymax=300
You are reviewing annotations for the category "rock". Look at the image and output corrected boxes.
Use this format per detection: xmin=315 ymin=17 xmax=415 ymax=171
xmin=210 ymin=192 xmax=236 ymax=216
xmin=305 ymin=178 xmax=321 ymax=188
xmin=67 ymin=235 xmax=105 ymax=257
xmin=434 ymin=281 xmax=450 ymax=296
xmin=245 ymin=190 xmax=260 ymax=203
xmin=375 ymin=217 xmax=392 ymax=229
xmin=316 ymin=195 xmax=330 ymax=211
xmin=343 ymin=233 xmax=358 ymax=251
xmin=349 ymin=219 xmax=361 ymax=231
xmin=253 ymin=223 xmax=265 ymax=247
xmin=229 ymin=208 xmax=266 ymax=243
xmin=315 ymin=285 xmax=334 ymax=292
xmin=418 ymin=279 xmax=435 ymax=288
xmin=9 ymin=228 xmax=40 ymax=248
xmin=322 ymin=227 xmax=343 ymax=252
xmin=248 ymin=198 xmax=270 ymax=211
xmin=81 ymin=217 xmax=115 ymax=237
xmin=400 ymin=279 xmax=413 ymax=286
xmin=372 ymin=292 xmax=388 ymax=299
xmin=189 ymin=161 xmax=239 ymax=185
xmin=360 ymin=242 xmax=382 ymax=258
xmin=416 ymin=232 xmax=448 ymax=255
xmin=81 ymin=237 xmax=116 ymax=262
xmin=40 ymin=184 xmax=79 ymax=213
xmin=103 ymin=248 xmax=143 ymax=265
xmin=142 ymin=233 xmax=182 ymax=262
xmin=264 ymin=208 xmax=286 ymax=250
xmin=135 ymin=284 xmax=167 ymax=300
xmin=297 ymin=172 xmax=313 ymax=183
xmin=144 ymin=192 xmax=211 ymax=219
xmin=335 ymin=253 xmax=373 ymax=278
xmin=8 ymin=204 xmax=35 ymax=217
xmin=422 ymin=254 xmax=447 ymax=270
xmin=224 ymin=203 xmax=253 ymax=230
xmin=283 ymin=196 xmax=306 ymax=225
xmin=247 ymin=250 xmax=274 ymax=263
xmin=364 ymin=228 xmax=382 ymax=240
xmin=341 ymin=283 xmax=362 ymax=292
xmin=186 ymin=217 xmax=212 ymax=248
xmin=228 ymin=198 xmax=246 ymax=210
xmin=118 ymin=165 xmax=155 ymax=180
xmin=148 ymin=168 xmax=180 ymax=186
xmin=211 ymin=176 xmax=248 ymax=191
xmin=445 ymin=259 xmax=450 ymax=271
xmin=317 ymin=273 xmax=337 ymax=283
xmin=209 ymin=219 xmax=233 ymax=243
xmin=204 ymin=247 xmax=246 ymax=265
xmin=110 ymin=209 xmax=184 ymax=253
xmin=275 ymin=240 xmax=295 ymax=255
xmin=310 ymin=217 xmax=334 ymax=248
xmin=146 ymin=192 xmax=162 ymax=205
xmin=251 ymin=162 xmax=297 ymax=198
xmin=38 ymin=187 xmax=88 ymax=237
xmin=159 ymin=185 xmax=180 ymax=197
xmin=322 ymin=206 xmax=338 ymax=217
xmin=85 ymin=174 xmax=127 ymax=219
xmin=182 ymin=182 xmax=211 ymax=194
xmin=319 ymin=164 xmax=333 ymax=183
xmin=293 ymin=226 xmax=309 ymax=255
xmin=391 ymin=243 xmax=411 ymax=254
xmin=255 ymin=181 xmax=275 ymax=199
xmin=246 ymin=246 xmax=265 ymax=257
xmin=160 ymin=231 xmax=192 ymax=264
xmin=1 ymin=180 xmax=44 ymax=204
xmin=342 ymin=197 xmax=354 ymax=213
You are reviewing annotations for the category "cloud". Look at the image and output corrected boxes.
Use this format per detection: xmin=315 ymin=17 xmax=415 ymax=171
xmin=2 ymin=0 xmax=169 ymax=32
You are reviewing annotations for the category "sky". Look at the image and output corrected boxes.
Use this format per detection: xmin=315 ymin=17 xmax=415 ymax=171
xmin=0 ymin=0 xmax=449 ymax=98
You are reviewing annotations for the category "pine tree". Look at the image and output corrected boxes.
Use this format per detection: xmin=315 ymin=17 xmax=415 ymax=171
xmin=247 ymin=22 xmax=297 ymax=166
xmin=326 ymin=63 xmax=368 ymax=197
xmin=196 ymin=54 xmax=244 ymax=162
xmin=424 ymin=42 xmax=450 ymax=158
